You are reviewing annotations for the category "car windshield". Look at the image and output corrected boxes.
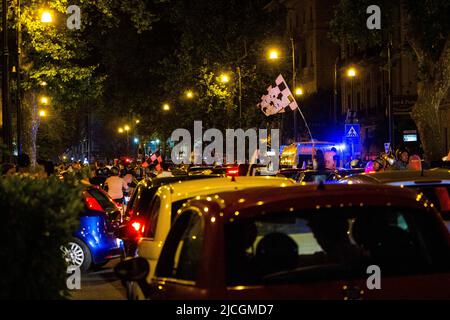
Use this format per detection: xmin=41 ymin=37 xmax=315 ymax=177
xmin=224 ymin=206 xmax=449 ymax=286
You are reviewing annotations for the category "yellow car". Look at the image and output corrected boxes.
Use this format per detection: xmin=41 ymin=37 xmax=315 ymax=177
xmin=128 ymin=176 xmax=294 ymax=300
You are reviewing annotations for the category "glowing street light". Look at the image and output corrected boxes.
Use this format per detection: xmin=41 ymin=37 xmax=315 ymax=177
xmin=185 ymin=90 xmax=194 ymax=99
xmin=40 ymin=81 xmax=48 ymax=87
xmin=268 ymin=49 xmax=280 ymax=60
xmin=219 ymin=73 xmax=230 ymax=83
xmin=135 ymin=119 xmax=140 ymax=124
xmin=163 ymin=103 xmax=170 ymax=111
xmin=118 ymin=127 xmax=124 ymax=133
xmin=295 ymin=87 xmax=304 ymax=96
xmin=347 ymin=67 xmax=357 ymax=78
xmin=41 ymin=11 xmax=53 ymax=23
xmin=39 ymin=110 xmax=47 ymax=117
xmin=124 ymin=125 xmax=130 ymax=131
xmin=40 ymin=96 xmax=49 ymax=105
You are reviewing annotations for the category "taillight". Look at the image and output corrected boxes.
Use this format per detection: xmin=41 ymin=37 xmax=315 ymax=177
xmin=129 ymin=220 xmax=145 ymax=238
xmin=131 ymin=221 xmax=141 ymax=232
xmin=226 ymin=167 xmax=239 ymax=177
xmin=85 ymin=195 xmax=104 ymax=212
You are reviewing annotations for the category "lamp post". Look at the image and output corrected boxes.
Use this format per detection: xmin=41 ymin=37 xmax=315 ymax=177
xmin=236 ymin=67 xmax=242 ymax=127
xmin=387 ymin=35 xmax=393 ymax=148
xmin=346 ymin=67 xmax=358 ymax=160
xmin=2 ymin=0 xmax=12 ymax=161
xmin=124 ymin=125 xmax=130 ymax=155
xmin=346 ymin=67 xmax=357 ymax=112
xmin=267 ymin=40 xmax=297 ymax=143
xmin=290 ymin=37 xmax=297 ymax=142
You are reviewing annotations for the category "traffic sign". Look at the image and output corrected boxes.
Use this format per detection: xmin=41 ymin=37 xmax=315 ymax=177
xmin=384 ymin=142 xmax=390 ymax=153
xmin=345 ymin=124 xmax=360 ymax=139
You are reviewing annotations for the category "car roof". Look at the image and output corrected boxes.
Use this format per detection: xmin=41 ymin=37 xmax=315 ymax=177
xmin=136 ymin=174 xmax=221 ymax=189
xmin=160 ymin=176 xmax=294 ymax=203
xmin=182 ymin=184 xmax=428 ymax=221
xmin=343 ymin=169 xmax=450 ymax=184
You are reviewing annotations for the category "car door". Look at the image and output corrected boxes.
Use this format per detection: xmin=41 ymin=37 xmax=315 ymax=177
xmin=137 ymin=194 xmax=162 ymax=279
xmin=148 ymin=209 xmax=207 ymax=300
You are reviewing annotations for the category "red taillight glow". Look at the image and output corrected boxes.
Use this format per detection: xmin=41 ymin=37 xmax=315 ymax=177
xmin=226 ymin=167 xmax=239 ymax=177
xmin=85 ymin=196 xmax=104 ymax=212
xmin=131 ymin=221 xmax=141 ymax=232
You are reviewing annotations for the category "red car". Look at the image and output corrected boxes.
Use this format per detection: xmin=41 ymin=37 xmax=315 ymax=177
xmin=116 ymin=184 xmax=450 ymax=300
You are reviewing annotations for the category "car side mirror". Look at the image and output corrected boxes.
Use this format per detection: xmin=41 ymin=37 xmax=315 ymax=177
xmin=114 ymin=257 xmax=150 ymax=282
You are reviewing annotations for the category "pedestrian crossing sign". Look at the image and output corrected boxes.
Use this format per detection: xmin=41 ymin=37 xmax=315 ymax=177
xmin=345 ymin=124 xmax=360 ymax=139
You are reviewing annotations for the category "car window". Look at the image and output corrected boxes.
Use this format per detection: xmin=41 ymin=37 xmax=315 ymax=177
xmin=130 ymin=186 xmax=158 ymax=218
xmin=171 ymin=199 xmax=192 ymax=224
xmin=143 ymin=196 xmax=161 ymax=239
xmin=155 ymin=210 xmax=204 ymax=282
xmin=125 ymin=185 xmax=141 ymax=215
xmin=88 ymin=188 xmax=117 ymax=212
xmin=224 ymin=207 xmax=440 ymax=286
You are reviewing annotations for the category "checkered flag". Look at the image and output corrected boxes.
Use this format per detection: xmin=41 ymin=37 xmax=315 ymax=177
xmin=150 ymin=150 xmax=163 ymax=171
xmin=257 ymin=74 xmax=298 ymax=116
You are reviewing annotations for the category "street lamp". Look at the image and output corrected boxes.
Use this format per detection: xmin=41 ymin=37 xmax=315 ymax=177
xmin=185 ymin=90 xmax=194 ymax=99
xmin=39 ymin=110 xmax=46 ymax=117
xmin=295 ymin=87 xmax=304 ymax=96
xmin=268 ymin=48 xmax=280 ymax=60
xmin=124 ymin=125 xmax=130 ymax=132
xmin=41 ymin=11 xmax=53 ymax=23
xmin=346 ymin=67 xmax=357 ymax=112
xmin=40 ymin=96 xmax=49 ymax=105
xmin=219 ymin=73 xmax=230 ymax=83
xmin=347 ymin=67 xmax=357 ymax=78
xmin=135 ymin=119 xmax=140 ymax=124
xmin=163 ymin=103 xmax=170 ymax=111
xmin=118 ymin=127 xmax=124 ymax=134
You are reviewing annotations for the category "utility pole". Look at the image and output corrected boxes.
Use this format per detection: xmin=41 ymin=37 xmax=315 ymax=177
xmin=2 ymin=0 xmax=13 ymax=162
xmin=291 ymin=37 xmax=297 ymax=142
xmin=387 ymin=33 xmax=394 ymax=149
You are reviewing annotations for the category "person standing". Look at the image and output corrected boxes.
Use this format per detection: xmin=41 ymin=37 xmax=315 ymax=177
xmin=325 ymin=147 xmax=337 ymax=170
xmin=105 ymin=166 xmax=129 ymax=204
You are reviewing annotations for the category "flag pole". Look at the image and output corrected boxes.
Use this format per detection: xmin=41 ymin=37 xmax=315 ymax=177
xmin=295 ymin=105 xmax=314 ymax=146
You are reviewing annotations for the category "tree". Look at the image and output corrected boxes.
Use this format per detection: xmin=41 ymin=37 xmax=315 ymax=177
xmin=330 ymin=0 xmax=450 ymax=161
xmin=155 ymin=0 xmax=287 ymax=133
xmin=16 ymin=0 xmax=159 ymax=165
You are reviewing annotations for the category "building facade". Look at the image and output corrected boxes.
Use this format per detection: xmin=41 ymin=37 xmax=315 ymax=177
xmin=267 ymin=0 xmax=450 ymax=159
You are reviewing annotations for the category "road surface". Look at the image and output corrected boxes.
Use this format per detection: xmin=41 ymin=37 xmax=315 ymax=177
xmin=70 ymin=259 xmax=126 ymax=300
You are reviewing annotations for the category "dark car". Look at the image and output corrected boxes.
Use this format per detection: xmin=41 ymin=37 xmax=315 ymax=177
xmin=117 ymin=174 xmax=221 ymax=256
xmin=340 ymin=169 xmax=450 ymax=227
xmin=277 ymin=168 xmax=343 ymax=183
xmin=116 ymin=184 xmax=450 ymax=299
xmin=61 ymin=186 xmax=124 ymax=272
